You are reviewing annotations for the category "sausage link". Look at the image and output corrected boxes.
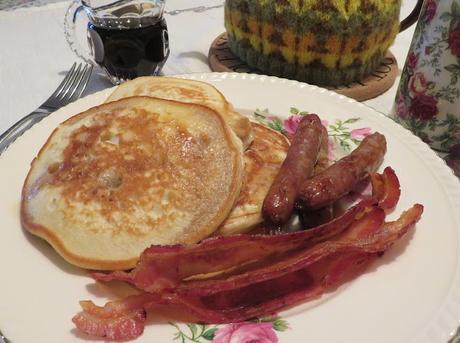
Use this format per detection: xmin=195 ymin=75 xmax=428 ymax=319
xmin=262 ymin=114 xmax=324 ymax=225
xmin=296 ymin=132 xmax=387 ymax=210
xmin=314 ymin=125 xmax=330 ymax=174
xmin=298 ymin=125 xmax=333 ymax=229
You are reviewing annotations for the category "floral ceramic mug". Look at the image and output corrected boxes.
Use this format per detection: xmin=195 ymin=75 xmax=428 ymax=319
xmin=392 ymin=0 xmax=460 ymax=152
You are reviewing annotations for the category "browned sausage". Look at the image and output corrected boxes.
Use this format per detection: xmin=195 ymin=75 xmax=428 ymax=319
xmin=298 ymin=124 xmax=333 ymax=229
xmin=262 ymin=114 xmax=324 ymax=225
xmin=314 ymin=124 xmax=330 ymax=174
xmin=296 ymin=132 xmax=387 ymax=210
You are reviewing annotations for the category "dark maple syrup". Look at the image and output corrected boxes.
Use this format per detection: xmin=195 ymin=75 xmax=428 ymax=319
xmin=88 ymin=18 xmax=169 ymax=82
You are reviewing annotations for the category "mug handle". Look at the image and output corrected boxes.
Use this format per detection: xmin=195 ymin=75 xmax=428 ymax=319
xmin=400 ymin=0 xmax=424 ymax=32
xmin=64 ymin=0 xmax=95 ymax=65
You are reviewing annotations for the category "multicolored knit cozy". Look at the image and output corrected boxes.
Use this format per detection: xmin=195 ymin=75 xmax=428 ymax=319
xmin=225 ymin=0 xmax=401 ymax=86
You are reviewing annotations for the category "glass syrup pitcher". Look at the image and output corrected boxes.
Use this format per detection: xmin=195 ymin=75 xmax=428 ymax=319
xmin=65 ymin=0 xmax=169 ymax=84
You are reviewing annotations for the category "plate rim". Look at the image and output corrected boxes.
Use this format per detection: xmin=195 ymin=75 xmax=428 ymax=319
xmin=1 ymin=72 xmax=459 ymax=343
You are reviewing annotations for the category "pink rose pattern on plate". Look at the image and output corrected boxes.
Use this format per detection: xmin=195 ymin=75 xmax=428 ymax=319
xmin=213 ymin=322 xmax=278 ymax=343
xmin=393 ymin=0 xmax=460 ymax=151
xmin=254 ymin=107 xmax=371 ymax=162
xmin=170 ymin=317 xmax=288 ymax=343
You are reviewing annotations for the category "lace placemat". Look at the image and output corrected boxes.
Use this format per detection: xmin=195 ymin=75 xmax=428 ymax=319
xmin=0 ymin=0 xmax=66 ymax=11
xmin=0 ymin=0 xmax=224 ymax=12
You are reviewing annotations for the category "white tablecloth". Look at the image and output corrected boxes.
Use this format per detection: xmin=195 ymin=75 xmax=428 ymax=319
xmin=0 ymin=0 xmax=417 ymax=135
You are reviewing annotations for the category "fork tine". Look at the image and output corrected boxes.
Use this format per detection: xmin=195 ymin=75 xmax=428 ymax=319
xmin=57 ymin=63 xmax=83 ymax=101
xmin=45 ymin=62 xmax=78 ymax=101
xmin=0 ymin=62 xmax=94 ymax=154
xmin=68 ymin=64 xmax=93 ymax=102
xmin=56 ymin=63 xmax=81 ymax=99
xmin=76 ymin=65 xmax=93 ymax=99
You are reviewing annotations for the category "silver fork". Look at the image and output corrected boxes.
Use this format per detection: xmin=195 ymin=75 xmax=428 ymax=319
xmin=166 ymin=4 xmax=224 ymax=15
xmin=0 ymin=329 xmax=9 ymax=343
xmin=0 ymin=62 xmax=93 ymax=155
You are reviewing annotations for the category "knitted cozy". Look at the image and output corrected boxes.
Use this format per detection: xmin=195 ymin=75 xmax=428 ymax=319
xmin=224 ymin=0 xmax=401 ymax=86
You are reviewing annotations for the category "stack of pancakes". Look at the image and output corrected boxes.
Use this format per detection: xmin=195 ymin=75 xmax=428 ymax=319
xmin=21 ymin=77 xmax=289 ymax=270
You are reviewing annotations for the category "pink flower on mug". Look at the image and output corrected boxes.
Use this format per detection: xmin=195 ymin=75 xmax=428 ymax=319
xmin=424 ymin=0 xmax=437 ymax=22
xmin=396 ymin=96 xmax=410 ymax=119
xmin=409 ymin=94 xmax=438 ymax=120
xmin=350 ymin=127 xmax=371 ymax=140
xmin=283 ymin=115 xmax=302 ymax=137
xmin=213 ymin=322 xmax=278 ymax=343
xmin=407 ymin=52 xmax=418 ymax=69
xmin=448 ymin=20 xmax=460 ymax=58
xmin=409 ymin=72 xmax=428 ymax=95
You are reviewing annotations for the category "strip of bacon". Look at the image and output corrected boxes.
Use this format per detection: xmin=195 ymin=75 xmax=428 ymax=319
xmin=74 ymin=204 xmax=423 ymax=340
xmin=72 ymin=295 xmax=150 ymax=341
xmin=174 ymin=206 xmax=386 ymax=297
xmin=178 ymin=204 xmax=422 ymax=323
xmin=170 ymin=252 xmax=377 ymax=323
xmin=74 ymin=251 xmax=375 ymax=335
xmin=93 ymin=199 xmax=376 ymax=292
xmin=174 ymin=201 xmax=416 ymax=299
xmin=370 ymin=167 xmax=401 ymax=211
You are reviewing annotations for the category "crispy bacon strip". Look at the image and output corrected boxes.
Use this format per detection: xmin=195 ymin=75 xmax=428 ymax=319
xmin=370 ymin=167 xmax=401 ymax=211
xmin=175 ymin=206 xmax=386 ymax=297
xmin=72 ymin=296 xmax=151 ymax=341
xmin=98 ymin=204 xmax=420 ymax=301
xmin=74 ymin=204 xmax=423 ymax=339
xmin=93 ymin=199 xmax=376 ymax=292
xmin=172 ymin=252 xmax=377 ymax=323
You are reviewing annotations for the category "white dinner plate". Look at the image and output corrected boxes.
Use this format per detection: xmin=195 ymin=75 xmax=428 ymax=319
xmin=1 ymin=73 xmax=459 ymax=343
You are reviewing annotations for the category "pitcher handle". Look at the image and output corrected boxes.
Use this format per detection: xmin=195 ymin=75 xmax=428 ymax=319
xmin=64 ymin=0 xmax=95 ymax=65
xmin=400 ymin=0 xmax=425 ymax=32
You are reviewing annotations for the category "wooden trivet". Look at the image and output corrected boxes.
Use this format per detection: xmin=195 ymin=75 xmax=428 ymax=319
xmin=208 ymin=33 xmax=398 ymax=102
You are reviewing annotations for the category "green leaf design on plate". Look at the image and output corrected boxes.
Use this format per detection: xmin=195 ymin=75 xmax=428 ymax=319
xmin=343 ymin=118 xmax=360 ymax=124
xmin=201 ymin=327 xmax=217 ymax=341
xmin=327 ymin=118 xmax=364 ymax=152
xmin=251 ymin=316 xmax=289 ymax=332
xmin=188 ymin=324 xmax=198 ymax=338
xmin=290 ymin=107 xmax=299 ymax=114
xmin=272 ymin=318 xmax=289 ymax=332
xmin=170 ymin=322 xmax=221 ymax=343
xmin=268 ymin=117 xmax=286 ymax=134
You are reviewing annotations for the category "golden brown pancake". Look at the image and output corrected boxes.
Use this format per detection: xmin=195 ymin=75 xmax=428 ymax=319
xmin=216 ymin=122 xmax=290 ymax=235
xmin=21 ymin=97 xmax=244 ymax=270
xmin=106 ymin=76 xmax=253 ymax=148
